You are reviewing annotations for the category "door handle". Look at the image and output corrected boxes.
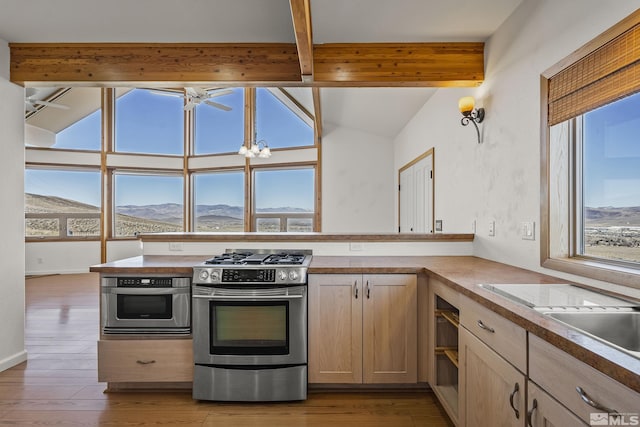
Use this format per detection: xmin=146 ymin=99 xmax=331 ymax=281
xmin=509 ymin=382 xmax=520 ymax=419
xmin=526 ymin=398 xmax=537 ymax=427
xmin=136 ymin=359 xmax=156 ymax=365
xmin=366 ymin=280 xmax=371 ymax=299
xmin=477 ymin=319 xmax=495 ymax=333
xmin=354 ymin=281 xmax=358 ymax=299
xmin=576 ymin=386 xmax=619 ymax=415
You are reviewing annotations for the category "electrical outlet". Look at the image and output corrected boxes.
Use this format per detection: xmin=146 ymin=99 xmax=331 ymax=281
xmin=521 ymin=221 xmax=535 ymax=240
xmin=435 ymin=220 xmax=443 ymax=232
xmin=350 ymin=242 xmax=363 ymax=251
xmin=169 ymin=242 xmax=183 ymax=251
xmin=488 ymin=221 xmax=495 ymax=237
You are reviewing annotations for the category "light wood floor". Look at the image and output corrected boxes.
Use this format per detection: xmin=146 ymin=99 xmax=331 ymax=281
xmin=0 ymin=273 xmax=453 ymax=426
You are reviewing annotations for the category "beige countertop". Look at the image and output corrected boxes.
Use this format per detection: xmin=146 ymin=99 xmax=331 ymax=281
xmin=90 ymin=254 xmax=640 ymax=393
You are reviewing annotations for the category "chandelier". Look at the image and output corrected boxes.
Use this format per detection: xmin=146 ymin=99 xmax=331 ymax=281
xmin=238 ymin=140 xmax=271 ymax=158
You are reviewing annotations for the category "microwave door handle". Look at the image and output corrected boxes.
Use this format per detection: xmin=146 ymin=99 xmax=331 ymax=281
xmin=109 ymin=288 xmax=182 ymax=295
xmin=192 ymin=294 xmax=303 ymax=300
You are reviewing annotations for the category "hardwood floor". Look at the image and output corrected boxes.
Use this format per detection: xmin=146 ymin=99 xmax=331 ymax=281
xmin=0 ymin=273 xmax=453 ymax=426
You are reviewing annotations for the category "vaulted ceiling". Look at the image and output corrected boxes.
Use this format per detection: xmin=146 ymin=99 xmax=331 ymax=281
xmin=1 ymin=0 xmax=523 ymax=138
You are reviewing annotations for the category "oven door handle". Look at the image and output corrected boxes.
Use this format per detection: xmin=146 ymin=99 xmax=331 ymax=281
xmin=106 ymin=287 xmax=184 ymax=295
xmin=192 ymin=294 xmax=303 ymax=300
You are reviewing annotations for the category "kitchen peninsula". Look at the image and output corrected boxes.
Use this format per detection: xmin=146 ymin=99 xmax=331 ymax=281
xmin=91 ymin=232 xmax=640 ymax=425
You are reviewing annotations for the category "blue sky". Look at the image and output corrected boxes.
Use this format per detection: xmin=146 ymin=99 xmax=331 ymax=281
xmin=26 ymin=88 xmax=314 ymax=210
xmin=584 ymin=91 xmax=640 ymax=208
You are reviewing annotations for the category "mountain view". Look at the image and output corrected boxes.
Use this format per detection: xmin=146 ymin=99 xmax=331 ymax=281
xmin=583 ymin=207 xmax=640 ymax=263
xmin=25 ymin=193 xmax=313 ymax=236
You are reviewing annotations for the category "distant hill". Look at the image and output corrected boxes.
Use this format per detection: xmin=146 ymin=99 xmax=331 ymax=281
xmin=26 ymin=193 xmax=311 ymax=223
xmin=26 ymin=193 xmax=99 ymax=213
xmin=585 ymin=206 xmax=640 ymax=227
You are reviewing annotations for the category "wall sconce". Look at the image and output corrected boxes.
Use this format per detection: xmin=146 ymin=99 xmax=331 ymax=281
xmin=458 ymin=96 xmax=485 ymax=144
xmin=238 ymin=140 xmax=271 ymax=158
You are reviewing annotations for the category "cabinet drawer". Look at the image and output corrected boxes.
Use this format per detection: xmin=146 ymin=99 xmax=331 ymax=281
xmin=459 ymin=295 xmax=526 ymax=372
xmin=528 ymin=380 xmax=587 ymax=427
xmin=98 ymin=339 xmax=193 ymax=383
xmin=529 ymin=334 xmax=639 ymax=425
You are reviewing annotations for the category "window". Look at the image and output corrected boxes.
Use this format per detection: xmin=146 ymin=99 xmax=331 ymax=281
xmin=542 ymin=13 xmax=640 ymax=287
xmin=115 ymin=89 xmax=184 ymax=155
xmin=25 ymin=168 xmax=101 ymax=239
xmin=255 ymin=88 xmax=314 ymax=149
xmin=193 ymin=171 xmax=244 ymax=231
xmin=193 ymin=88 xmax=244 ymax=155
xmin=25 ymin=87 xmax=102 ymax=151
xmin=578 ymin=95 xmax=640 ymax=264
xmin=253 ymin=168 xmax=315 ymax=232
xmin=113 ymin=173 xmax=184 ymax=237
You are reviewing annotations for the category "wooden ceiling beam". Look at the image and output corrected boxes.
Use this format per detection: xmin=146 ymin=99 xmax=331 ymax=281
xmin=10 ymin=42 xmax=484 ymax=87
xmin=289 ymin=0 xmax=314 ymax=82
xmin=313 ymin=42 xmax=484 ymax=87
xmin=10 ymin=43 xmax=302 ymax=87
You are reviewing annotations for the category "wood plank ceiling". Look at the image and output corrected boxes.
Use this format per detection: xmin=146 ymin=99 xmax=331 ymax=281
xmin=9 ymin=1 xmax=484 ymax=88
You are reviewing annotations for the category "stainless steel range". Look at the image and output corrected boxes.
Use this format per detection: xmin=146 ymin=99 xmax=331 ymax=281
xmin=191 ymin=250 xmax=311 ymax=402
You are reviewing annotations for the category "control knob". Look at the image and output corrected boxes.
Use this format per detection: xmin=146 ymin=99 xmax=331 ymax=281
xmin=198 ymin=270 xmax=210 ymax=281
xmin=278 ymin=270 xmax=288 ymax=281
xmin=289 ymin=270 xmax=299 ymax=281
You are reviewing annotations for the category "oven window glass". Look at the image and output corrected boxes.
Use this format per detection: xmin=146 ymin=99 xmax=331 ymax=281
xmin=210 ymin=301 xmax=289 ymax=355
xmin=117 ymin=295 xmax=172 ymax=319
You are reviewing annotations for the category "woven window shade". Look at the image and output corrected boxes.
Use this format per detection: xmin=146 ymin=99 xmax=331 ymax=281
xmin=548 ymin=23 xmax=640 ymax=126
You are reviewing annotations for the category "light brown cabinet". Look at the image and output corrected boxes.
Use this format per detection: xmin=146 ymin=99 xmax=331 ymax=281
xmin=308 ymin=274 xmax=417 ymax=384
xmin=527 ymin=380 xmax=587 ymax=427
xmin=529 ymin=334 xmax=640 ymax=426
xmin=459 ymin=327 xmax=525 ymax=427
xmin=98 ymin=339 xmax=193 ymax=387
xmin=458 ymin=295 xmax=527 ymax=427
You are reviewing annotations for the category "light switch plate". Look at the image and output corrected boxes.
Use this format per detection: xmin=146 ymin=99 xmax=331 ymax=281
xmin=169 ymin=242 xmax=183 ymax=251
xmin=521 ymin=221 xmax=535 ymax=240
xmin=488 ymin=221 xmax=495 ymax=237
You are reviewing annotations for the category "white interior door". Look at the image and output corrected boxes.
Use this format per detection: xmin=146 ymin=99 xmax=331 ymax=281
xmin=399 ymin=153 xmax=433 ymax=233
xmin=399 ymin=167 xmax=415 ymax=232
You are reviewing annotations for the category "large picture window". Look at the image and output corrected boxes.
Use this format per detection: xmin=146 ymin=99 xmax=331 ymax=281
xmin=253 ymin=168 xmax=315 ymax=232
xmin=113 ymin=173 xmax=184 ymax=237
xmin=25 ymin=168 xmax=101 ymax=239
xmin=115 ymin=88 xmax=184 ymax=155
xmin=193 ymin=88 xmax=244 ymax=155
xmin=193 ymin=171 xmax=244 ymax=232
xmin=255 ymin=88 xmax=314 ymax=149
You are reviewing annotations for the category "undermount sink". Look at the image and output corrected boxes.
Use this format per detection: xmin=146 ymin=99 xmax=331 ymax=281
xmin=544 ymin=310 xmax=640 ymax=358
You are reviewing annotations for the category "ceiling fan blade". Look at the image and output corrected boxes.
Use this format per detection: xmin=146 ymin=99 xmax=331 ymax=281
xmin=25 ymin=102 xmax=37 ymax=112
xmin=149 ymin=89 xmax=185 ymax=98
xmin=184 ymin=102 xmax=197 ymax=111
xmin=34 ymin=100 xmax=70 ymax=110
xmin=25 ymin=88 xmax=38 ymax=98
xmin=203 ymin=100 xmax=232 ymax=111
xmin=206 ymin=89 xmax=234 ymax=99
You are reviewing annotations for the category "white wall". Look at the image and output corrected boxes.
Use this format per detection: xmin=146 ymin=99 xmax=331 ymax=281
xmin=394 ymin=0 xmax=640 ymax=296
xmin=322 ymin=125 xmax=396 ymax=232
xmin=0 ymin=39 xmax=27 ymax=371
xmin=26 ymin=241 xmax=101 ymax=275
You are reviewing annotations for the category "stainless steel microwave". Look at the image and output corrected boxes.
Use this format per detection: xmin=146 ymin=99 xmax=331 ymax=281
xmin=101 ymin=276 xmax=190 ymax=335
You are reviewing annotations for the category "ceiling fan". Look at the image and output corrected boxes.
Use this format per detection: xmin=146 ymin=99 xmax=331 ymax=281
xmin=25 ymin=88 xmax=70 ymax=112
xmin=152 ymin=87 xmax=234 ymax=111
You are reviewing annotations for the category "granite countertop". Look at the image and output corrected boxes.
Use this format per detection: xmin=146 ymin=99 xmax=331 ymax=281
xmin=90 ymin=254 xmax=640 ymax=393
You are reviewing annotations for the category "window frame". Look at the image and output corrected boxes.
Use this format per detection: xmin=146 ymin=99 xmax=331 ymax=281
xmin=540 ymin=12 xmax=640 ymax=289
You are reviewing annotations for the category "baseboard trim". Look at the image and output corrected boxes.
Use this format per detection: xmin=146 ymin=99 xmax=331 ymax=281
xmin=0 ymin=350 xmax=27 ymax=373
xmin=25 ymin=268 xmax=90 ymax=276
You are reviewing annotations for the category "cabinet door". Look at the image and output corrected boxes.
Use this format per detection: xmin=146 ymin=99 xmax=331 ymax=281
xmin=308 ymin=274 xmax=363 ymax=383
xmin=459 ymin=327 xmax=525 ymax=427
xmin=527 ymin=381 xmax=587 ymax=427
xmin=363 ymin=274 xmax=417 ymax=383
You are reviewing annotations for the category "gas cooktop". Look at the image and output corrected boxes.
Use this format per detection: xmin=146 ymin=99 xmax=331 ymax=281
xmin=203 ymin=251 xmax=308 ymax=266
xmin=193 ymin=250 xmax=312 ymax=286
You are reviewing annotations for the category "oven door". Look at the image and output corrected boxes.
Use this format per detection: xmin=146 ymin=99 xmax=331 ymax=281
xmin=192 ymin=286 xmax=307 ymax=366
xmin=102 ymin=287 xmax=190 ymax=333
